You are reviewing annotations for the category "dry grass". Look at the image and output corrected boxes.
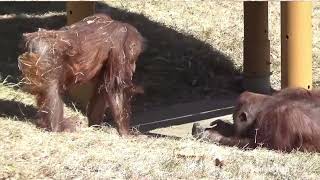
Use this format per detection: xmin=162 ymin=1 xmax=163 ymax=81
xmin=1 ymin=82 xmax=320 ymax=179
xmin=102 ymin=1 xmax=320 ymax=89
xmin=1 ymin=1 xmax=320 ymax=179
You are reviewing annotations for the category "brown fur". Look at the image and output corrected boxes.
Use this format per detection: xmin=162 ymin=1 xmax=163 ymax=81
xmin=18 ymin=14 xmax=145 ymax=135
xmin=192 ymin=88 xmax=320 ymax=152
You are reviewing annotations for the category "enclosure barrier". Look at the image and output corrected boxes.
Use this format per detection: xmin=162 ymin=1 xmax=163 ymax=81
xmin=281 ymin=1 xmax=312 ymax=89
xmin=66 ymin=1 xmax=95 ymax=109
xmin=243 ymin=1 xmax=271 ymax=94
xmin=66 ymin=1 xmax=95 ymax=24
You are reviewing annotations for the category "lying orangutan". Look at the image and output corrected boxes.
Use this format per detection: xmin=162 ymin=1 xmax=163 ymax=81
xmin=192 ymin=87 xmax=320 ymax=152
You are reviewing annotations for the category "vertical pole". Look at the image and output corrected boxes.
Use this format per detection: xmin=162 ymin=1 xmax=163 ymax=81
xmin=281 ymin=2 xmax=312 ymax=89
xmin=66 ymin=2 xmax=95 ymax=24
xmin=243 ymin=1 xmax=271 ymax=94
xmin=66 ymin=2 xmax=95 ymax=109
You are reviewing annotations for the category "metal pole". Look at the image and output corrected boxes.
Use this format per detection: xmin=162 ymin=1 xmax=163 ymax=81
xmin=243 ymin=1 xmax=271 ymax=94
xmin=66 ymin=2 xmax=95 ymax=109
xmin=66 ymin=2 xmax=95 ymax=24
xmin=281 ymin=2 xmax=312 ymax=89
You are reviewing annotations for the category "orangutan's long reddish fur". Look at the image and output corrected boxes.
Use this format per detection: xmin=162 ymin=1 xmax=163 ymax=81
xmin=18 ymin=14 xmax=145 ymax=135
xmin=193 ymin=88 xmax=320 ymax=152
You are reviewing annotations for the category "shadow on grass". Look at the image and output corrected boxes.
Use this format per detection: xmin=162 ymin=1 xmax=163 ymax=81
xmin=0 ymin=2 xmax=66 ymax=82
xmin=96 ymin=2 xmax=240 ymax=131
xmin=0 ymin=100 xmax=37 ymax=122
xmin=96 ymin=2 xmax=241 ymax=110
xmin=0 ymin=2 xmax=65 ymax=15
xmin=0 ymin=2 xmax=241 ymax=132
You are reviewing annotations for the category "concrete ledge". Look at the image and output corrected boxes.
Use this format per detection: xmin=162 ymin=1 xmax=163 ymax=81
xmin=132 ymin=94 xmax=237 ymax=135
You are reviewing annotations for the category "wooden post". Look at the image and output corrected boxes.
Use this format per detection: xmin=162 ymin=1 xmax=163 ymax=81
xmin=243 ymin=1 xmax=271 ymax=94
xmin=66 ymin=2 xmax=95 ymax=109
xmin=281 ymin=2 xmax=312 ymax=89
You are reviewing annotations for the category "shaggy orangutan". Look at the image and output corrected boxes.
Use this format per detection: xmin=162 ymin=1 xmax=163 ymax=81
xmin=18 ymin=14 xmax=145 ymax=135
xmin=192 ymin=88 xmax=320 ymax=152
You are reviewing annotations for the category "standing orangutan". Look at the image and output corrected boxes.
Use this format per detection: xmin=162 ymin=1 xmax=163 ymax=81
xmin=18 ymin=14 xmax=145 ymax=135
xmin=192 ymin=88 xmax=320 ymax=152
